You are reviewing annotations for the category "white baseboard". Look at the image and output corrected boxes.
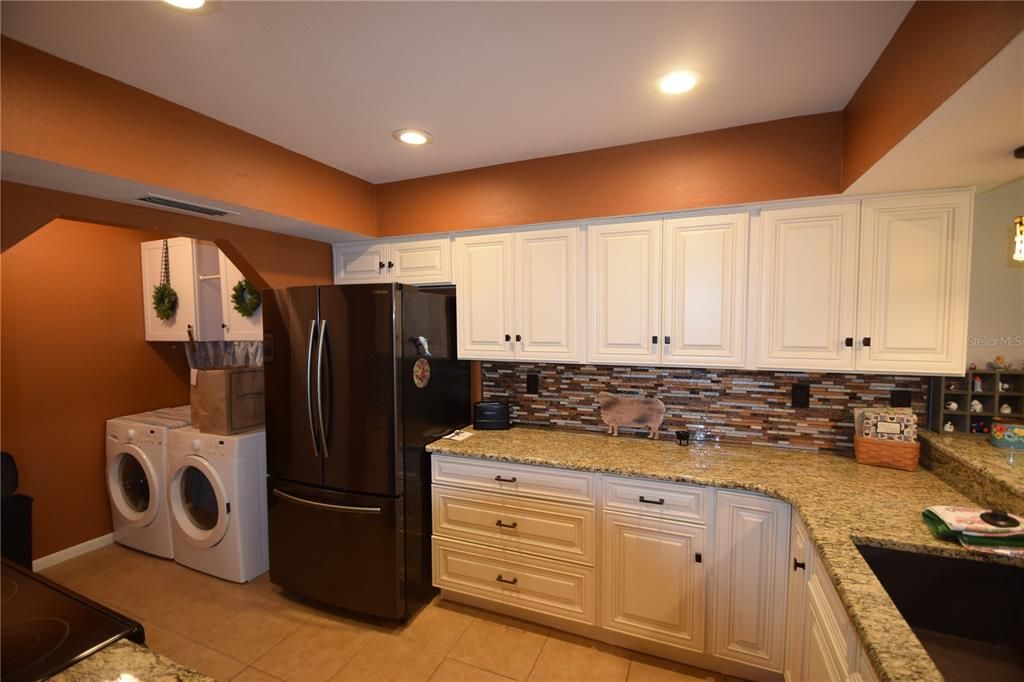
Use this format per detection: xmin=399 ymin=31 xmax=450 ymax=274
xmin=32 ymin=533 xmax=114 ymax=572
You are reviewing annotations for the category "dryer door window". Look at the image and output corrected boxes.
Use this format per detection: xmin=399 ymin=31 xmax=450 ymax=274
xmin=170 ymin=455 xmax=230 ymax=548
xmin=106 ymin=446 xmax=160 ymax=527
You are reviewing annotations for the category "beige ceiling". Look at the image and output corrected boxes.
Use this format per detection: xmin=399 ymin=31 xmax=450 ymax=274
xmin=1 ymin=1 xmax=910 ymax=183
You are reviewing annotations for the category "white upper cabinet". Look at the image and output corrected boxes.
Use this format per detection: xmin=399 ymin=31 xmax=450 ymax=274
xmin=333 ymin=236 xmax=452 ymax=285
xmin=455 ymin=228 xmax=583 ymax=362
xmin=141 ymin=237 xmax=223 ymax=342
xmin=757 ymin=203 xmax=860 ymax=371
xmin=455 ymin=233 xmax=516 ymax=359
xmin=333 ymin=240 xmax=390 ymax=283
xmin=587 ymin=220 xmax=662 ymax=365
xmin=514 ymin=227 xmax=581 ymax=361
xmin=856 ymin=191 xmax=972 ymax=375
xmin=712 ymin=490 xmax=790 ymax=672
xmin=662 ymin=213 xmax=748 ymax=367
xmin=218 ymin=252 xmax=263 ymax=341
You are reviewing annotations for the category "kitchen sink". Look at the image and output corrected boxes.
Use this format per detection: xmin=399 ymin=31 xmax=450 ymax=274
xmin=856 ymin=545 xmax=1024 ymax=681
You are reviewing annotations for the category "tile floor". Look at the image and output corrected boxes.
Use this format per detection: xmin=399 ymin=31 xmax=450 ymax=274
xmin=42 ymin=544 xmax=745 ymax=682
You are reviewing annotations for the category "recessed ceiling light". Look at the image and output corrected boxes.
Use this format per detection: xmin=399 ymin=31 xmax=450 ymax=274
xmin=164 ymin=0 xmax=205 ymax=9
xmin=657 ymin=71 xmax=699 ymax=95
xmin=393 ymin=129 xmax=433 ymax=146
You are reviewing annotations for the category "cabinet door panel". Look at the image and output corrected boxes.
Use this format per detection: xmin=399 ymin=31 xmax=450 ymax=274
xmin=333 ymin=241 xmax=389 ymax=283
xmin=712 ymin=491 xmax=790 ymax=672
xmin=758 ymin=204 xmax=859 ymax=371
xmin=389 ymin=236 xmax=452 ymax=284
xmin=857 ymin=192 xmax=972 ymax=374
xmin=587 ymin=220 xmax=661 ymax=365
xmin=454 ymin=233 xmax=515 ymax=359
xmin=514 ymin=227 xmax=581 ymax=361
xmin=142 ymin=237 xmax=199 ymax=342
xmin=784 ymin=515 xmax=811 ymax=682
xmin=219 ymin=252 xmax=263 ymax=341
xmin=602 ymin=512 xmax=705 ymax=652
xmin=662 ymin=213 xmax=747 ymax=367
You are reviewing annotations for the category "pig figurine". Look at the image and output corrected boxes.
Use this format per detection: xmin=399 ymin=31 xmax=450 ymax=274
xmin=598 ymin=391 xmax=666 ymax=439
xmin=945 ymin=401 xmax=959 ymax=411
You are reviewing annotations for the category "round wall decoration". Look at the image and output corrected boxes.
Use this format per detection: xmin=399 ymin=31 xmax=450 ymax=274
xmin=412 ymin=357 xmax=431 ymax=388
xmin=231 ymin=279 xmax=262 ymax=318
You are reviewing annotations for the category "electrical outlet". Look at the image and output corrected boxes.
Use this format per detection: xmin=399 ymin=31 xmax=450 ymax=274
xmin=890 ymin=390 xmax=912 ymax=408
xmin=792 ymin=383 xmax=810 ymax=409
xmin=526 ymin=374 xmax=540 ymax=394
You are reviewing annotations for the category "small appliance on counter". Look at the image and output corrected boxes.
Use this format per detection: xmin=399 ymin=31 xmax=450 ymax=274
xmin=473 ymin=401 xmax=511 ymax=430
xmin=1 ymin=559 xmax=145 ymax=682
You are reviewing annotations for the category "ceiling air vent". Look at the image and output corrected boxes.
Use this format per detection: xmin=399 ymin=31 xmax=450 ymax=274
xmin=135 ymin=194 xmax=237 ymax=217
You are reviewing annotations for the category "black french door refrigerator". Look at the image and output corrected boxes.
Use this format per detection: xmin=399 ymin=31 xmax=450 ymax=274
xmin=263 ymin=283 xmax=469 ymax=619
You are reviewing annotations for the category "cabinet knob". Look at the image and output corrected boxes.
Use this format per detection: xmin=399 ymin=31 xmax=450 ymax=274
xmin=504 ymin=334 xmax=512 ymax=342
xmin=862 ymin=337 xmax=872 ymax=348
xmin=222 ymin=323 xmax=228 ymax=329
xmin=695 ymin=553 xmax=702 ymax=564
xmin=387 ymin=261 xmax=394 ymax=269
xmin=378 ymin=261 xmax=385 ymax=269
xmin=652 ymin=335 xmax=659 ymax=344
xmin=664 ymin=336 xmax=671 ymax=345
xmin=515 ymin=334 xmax=522 ymax=342
xmin=844 ymin=337 xmax=854 ymax=347
xmin=793 ymin=558 xmax=806 ymax=571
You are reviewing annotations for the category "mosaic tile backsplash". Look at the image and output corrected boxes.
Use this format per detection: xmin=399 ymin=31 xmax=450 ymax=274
xmin=481 ymin=362 xmax=930 ymax=453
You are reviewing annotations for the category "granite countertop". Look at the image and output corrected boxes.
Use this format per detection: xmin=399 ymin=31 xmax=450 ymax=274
xmin=919 ymin=430 xmax=1024 ymax=512
xmin=428 ymin=426 xmax=1024 ymax=682
xmin=47 ymin=640 xmax=212 ymax=682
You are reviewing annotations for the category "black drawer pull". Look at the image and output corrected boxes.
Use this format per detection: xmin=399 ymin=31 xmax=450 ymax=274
xmin=495 ymin=520 xmax=518 ymax=529
xmin=494 ymin=475 xmax=518 ymax=483
xmin=794 ymin=558 xmax=806 ymax=571
xmin=639 ymin=496 xmax=665 ymax=505
xmin=496 ymin=574 xmax=518 ymax=585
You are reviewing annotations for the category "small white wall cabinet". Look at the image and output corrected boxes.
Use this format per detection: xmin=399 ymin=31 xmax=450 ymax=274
xmin=587 ymin=220 xmax=662 ymax=365
xmin=455 ymin=227 xmax=581 ymax=362
xmin=711 ymin=490 xmax=791 ymax=672
xmin=856 ymin=191 xmax=972 ymax=375
xmin=758 ymin=191 xmax=972 ymax=375
xmin=662 ymin=213 xmax=748 ymax=367
xmin=784 ymin=515 xmax=879 ymax=682
xmin=758 ymin=203 xmax=861 ymax=371
xmin=333 ymin=236 xmax=452 ymax=285
xmin=141 ymin=237 xmax=223 ymax=342
xmin=218 ymin=252 xmax=263 ymax=341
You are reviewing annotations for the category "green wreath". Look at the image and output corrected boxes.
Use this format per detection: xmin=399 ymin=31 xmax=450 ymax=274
xmin=231 ymin=279 xmax=262 ymax=318
xmin=152 ymin=282 xmax=179 ymax=321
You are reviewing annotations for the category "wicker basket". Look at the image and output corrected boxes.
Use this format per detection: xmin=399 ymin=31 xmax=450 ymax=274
xmin=854 ymin=436 xmax=920 ymax=471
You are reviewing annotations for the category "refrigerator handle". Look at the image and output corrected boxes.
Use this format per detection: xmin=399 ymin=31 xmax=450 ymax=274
xmin=316 ymin=319 xmax=331 ymax=459
xmin=306 ymin=320 xmax=320 ymax=458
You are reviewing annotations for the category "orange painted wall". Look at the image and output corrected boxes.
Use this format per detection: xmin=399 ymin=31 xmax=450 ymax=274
xmin=376 ymin=113 xmax=843 ymax=235
xmin=1 ymin=220 xmax=192 ymax=558
xmin=1 ymin=37 xmax=377 ymax=237
xmin=842 ymin=2 xmax=1024 ymax=188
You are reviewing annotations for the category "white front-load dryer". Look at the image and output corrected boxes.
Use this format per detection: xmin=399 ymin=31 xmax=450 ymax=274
xmin=167 ymin=428 xmax=268 ymax=583
xmin=105 ymin=406 xmax=191 ymax=558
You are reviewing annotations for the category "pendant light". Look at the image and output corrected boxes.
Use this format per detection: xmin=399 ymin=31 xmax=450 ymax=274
xmin=1014 ymin=215 xmax=1024 ymax=262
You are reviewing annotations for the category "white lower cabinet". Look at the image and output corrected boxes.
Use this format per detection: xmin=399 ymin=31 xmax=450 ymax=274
xmin=601 ymin=511 xmax=706 ymax=652
xmin=431 ymin=455 xmax=885 ymax=680
xmin=711 ymin=491 xmax=791 ymax=672
xmin=784 ymin=515 xmax=880 ymax=682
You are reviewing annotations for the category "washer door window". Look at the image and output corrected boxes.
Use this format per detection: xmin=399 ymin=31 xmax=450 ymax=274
xmin=170 ymin=455 xmax=230 ymax=548
xmin=107 ymin=444 xmax=160 ymax=528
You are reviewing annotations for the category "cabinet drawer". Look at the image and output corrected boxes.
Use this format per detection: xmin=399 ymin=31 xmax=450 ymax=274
xmin=431 ymin=455 xmax=595 ymax=505
xmin=600 ymin=476 xmax=707 ymax=523
xmin=433 ymin=486 xmax=595 ymax=565
xmin=433 ymin=537 xmax=596 ymax=625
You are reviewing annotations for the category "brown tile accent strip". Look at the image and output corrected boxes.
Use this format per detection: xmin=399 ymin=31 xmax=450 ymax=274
xmin=482 ymin=362 xmax=929 ymax=453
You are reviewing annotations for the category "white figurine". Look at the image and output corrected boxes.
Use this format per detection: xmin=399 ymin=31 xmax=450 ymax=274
xmin=943 ymin=421 xmax=955 ymax=432
xmin=1000 ymin=403 xmax=1013 ymax=415
xmin=945 ymin=401 xmax=959 ymax=411
xmin=970 ymin=399 xmax=983 ymax=413
xmin=1000 ymin=381 xmax=1011 ymax=391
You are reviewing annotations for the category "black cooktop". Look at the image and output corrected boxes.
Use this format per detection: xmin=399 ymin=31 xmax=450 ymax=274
xmin=1 ymin=559 xmax=144 ymax=682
